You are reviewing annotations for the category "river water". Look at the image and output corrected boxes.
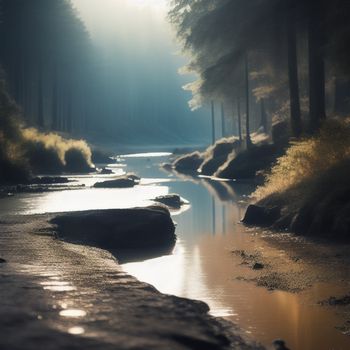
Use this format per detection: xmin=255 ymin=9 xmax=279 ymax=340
xmin=1 ymin=152 xmax=350 ymax=349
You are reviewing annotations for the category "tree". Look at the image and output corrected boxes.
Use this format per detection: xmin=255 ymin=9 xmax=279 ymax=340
xmin=287 ymin=0 xmax=302 ymax=137
xmin=0 ymin=0 xmax=96 ymax=134
xmin=307 ymin=1 xmax=326 ymax=133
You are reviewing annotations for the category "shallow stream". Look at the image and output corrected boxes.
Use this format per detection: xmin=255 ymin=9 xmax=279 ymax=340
xmin=1 ymin=152 xmax=350 ymax=349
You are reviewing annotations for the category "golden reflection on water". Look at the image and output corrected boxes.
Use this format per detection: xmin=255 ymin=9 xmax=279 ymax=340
xmin=68 ymin=326 xmax=85 ymax=335
xmin=15 ymin=183 xmax=170 ymax=215
xmin=43 ymin=285 xmax=77 ymax=292
xmin=59 ymin=309 xmax=87 ymax=318
xmin=4 ymin=153 xmax=350 ymax=349
xmin=40 ymin=281 xmax=70 ymax=286
xmin=123 ymin=193 xmax=350 ymax=349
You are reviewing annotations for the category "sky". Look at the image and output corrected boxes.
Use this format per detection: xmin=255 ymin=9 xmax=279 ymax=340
xmin=71 ymin=0 xmax=211 ymax=146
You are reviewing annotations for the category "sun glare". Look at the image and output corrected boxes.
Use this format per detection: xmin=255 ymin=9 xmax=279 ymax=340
xmin=130 ymin=0 xmax=166 ymax=8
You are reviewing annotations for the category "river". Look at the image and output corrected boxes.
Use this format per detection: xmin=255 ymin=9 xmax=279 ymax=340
xmin=1 ymin=152 xmax=350 ymax=349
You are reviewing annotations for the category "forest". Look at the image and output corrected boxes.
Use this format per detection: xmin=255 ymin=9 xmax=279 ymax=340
xmin=168 ymin=0 xmax=350 ymax=239
xmin=1 ymin=0 xmax=350 ymax=349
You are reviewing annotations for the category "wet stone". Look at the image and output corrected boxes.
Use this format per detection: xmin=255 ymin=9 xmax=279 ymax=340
xmin=273 ymin=339 xmax=290 ymax=350
xmin=252 ymin=263 xmax=264 ymax=270
xmin=153 ymin=194 xmax=187 ymax=209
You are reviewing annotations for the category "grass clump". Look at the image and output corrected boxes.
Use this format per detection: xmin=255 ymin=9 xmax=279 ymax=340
xmin=23 ymin=128 xmax=94 ymax=174
xmin=255 ymin=118 xmax=350 ymax=201
xmin=0 ymin=80 xmax=94 ymax=183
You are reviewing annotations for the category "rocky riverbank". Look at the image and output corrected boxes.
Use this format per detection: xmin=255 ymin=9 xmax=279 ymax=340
xmin=0 ymin=211 xmax=263 ymax=350
xmin=243 ymin=159 xmax=350 ymax=240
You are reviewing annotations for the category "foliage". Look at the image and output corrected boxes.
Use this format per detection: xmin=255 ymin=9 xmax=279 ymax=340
xmin=23 ymin=128 xmax=92 ymax=167
xmin=255 ymin=118 xmax=350 ymax=199
xmin=0 ymin=0 xmax=94 ymax=132
xmin=0 ymin=80 xmax=94 ymax=183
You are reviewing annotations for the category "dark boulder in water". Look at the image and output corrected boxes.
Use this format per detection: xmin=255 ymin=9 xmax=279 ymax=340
xmin=94 ymin=178 xmax=135 ymax=188
xmin=273 ymin=339 xmax=290 ymax=350
xmin=161 ymin=162 xmax=173 ymax=171
xmin=153 ymin=194 xmax=188 ymax=209
xmin=173 ymin=151 xmax=204 ymax=174
xmin=0 ymin=258 xmax=6 ymax=264
xmin=93 ymin=174 xmax=140 ymax=188
xmin=215 ymin=144 xmax=282 ymax=180
xmin=100 ymin=167 xmax=114 ymax=175
xmin=200 ymin=137 xmax=240 ymax=176
xmin=30 ymin=176 xmax=70 ymax=185
xmin=126 ymin=173 xmax=141 ymax=182
xmin=242 ymin=205 xmax=281 ymax=227
xmin=50 ymin=206 xmax=176 ymax=251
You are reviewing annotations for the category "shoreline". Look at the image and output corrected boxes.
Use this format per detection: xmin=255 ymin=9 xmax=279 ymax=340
xmin=0 ymin=213 xmax=263 ymax=350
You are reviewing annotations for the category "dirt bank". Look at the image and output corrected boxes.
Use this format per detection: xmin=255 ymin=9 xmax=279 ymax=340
xmin=231 ymin=227 xmax=350 ymax=336
xmin=0 ymin=214 xmax=263 ymax=350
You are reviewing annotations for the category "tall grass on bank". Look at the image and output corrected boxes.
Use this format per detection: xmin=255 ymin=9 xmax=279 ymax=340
xmin=254 ymin=118 xmax=350 ymax=200
xmin=0 ymin=81 xmax=94 ymax=183
xmin=22 ymin=128 xmax=93 ymax=174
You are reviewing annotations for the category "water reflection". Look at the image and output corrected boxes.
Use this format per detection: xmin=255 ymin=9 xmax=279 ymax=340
xmin=0 ymin=184 xmax=171 ymax=216
xmin=43 ymin=285 xmax=77 ymax=292
xmin=121 ymin=152 xmax=172 ymax=158
xmin=68 ymin=326 xmax=85 ymax=335
xmin=122 ymin=155 xmax=350 ymax=349
xmin=59 ymin=309 xmax=87 ymax=318
xmin=112 ymin=244 xmax=176 ymax=264
xmin=1 ymin=152 xmax=350 ymax=349
xmin=0 ymin=154 xmax=174 ymax=216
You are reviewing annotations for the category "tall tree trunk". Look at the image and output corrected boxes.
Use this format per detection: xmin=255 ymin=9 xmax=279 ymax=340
xmin=221 ymin=103 xmax=225 ymax=137
xmin=211 ymin=100 xmax=215 ymax=144
xmin=237 ymin=95 xmax=242 ymax=142
xmin=308 ymin=6 xmax=326 ymax=133
xmin=245 ymin=54 xmax=252 ymax=148
xmin=37 ymin=66 xmax=44 ymax=128
xmin=334 ymin=77 xmax=350 ymax=115
xmin=66 ymin=94 xmax=72 ymax=133
xmin=51 ymin=69 xmax=58 ymax=130
xmin=287 ymin=2 xmax=302 ymax=137
xmin=260 ymin=98 xmax=268 ymax=133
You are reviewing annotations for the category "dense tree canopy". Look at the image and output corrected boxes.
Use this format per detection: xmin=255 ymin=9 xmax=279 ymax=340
xmin=169 ymin=0 xmax=350 ymax=139
xmin=0 ymin=0 xmax=96 ymax=134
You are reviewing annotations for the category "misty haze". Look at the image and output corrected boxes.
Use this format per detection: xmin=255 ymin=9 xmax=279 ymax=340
xmin=1 ymin=1 xmax=350 ymax=350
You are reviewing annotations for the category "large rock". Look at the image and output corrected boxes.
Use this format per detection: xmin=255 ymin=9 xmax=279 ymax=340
xmin=215 ymin=144 xmax=282 ymax=180
xmin=30 ymin=176 xmax=69 ymax=185
xmin=99 ymin=167 xmax=114 ymax=175
xmin=51 ymin=206 xmax=176 ymax=251
xmin=153 ymin=194 xmax=188 ymax=209
xmin=0 ymin=216 xmax=263 ymax=350
xmin=94 ymin=178 xmax=135 ymax=188
xmin=93 ymin=174 xmax=140 ymax=188
xmin=290 ymin=187 xmax=350 ymax=238
xmin=173 ymin=151 xmax=204 ymax=174
xmin=199 ymin=138 xmax=240 ymax=176
xmin=245 ymin=161 xmax=350 ymax=239
xmin=242 ymin=205 xmax=281 ymax=227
